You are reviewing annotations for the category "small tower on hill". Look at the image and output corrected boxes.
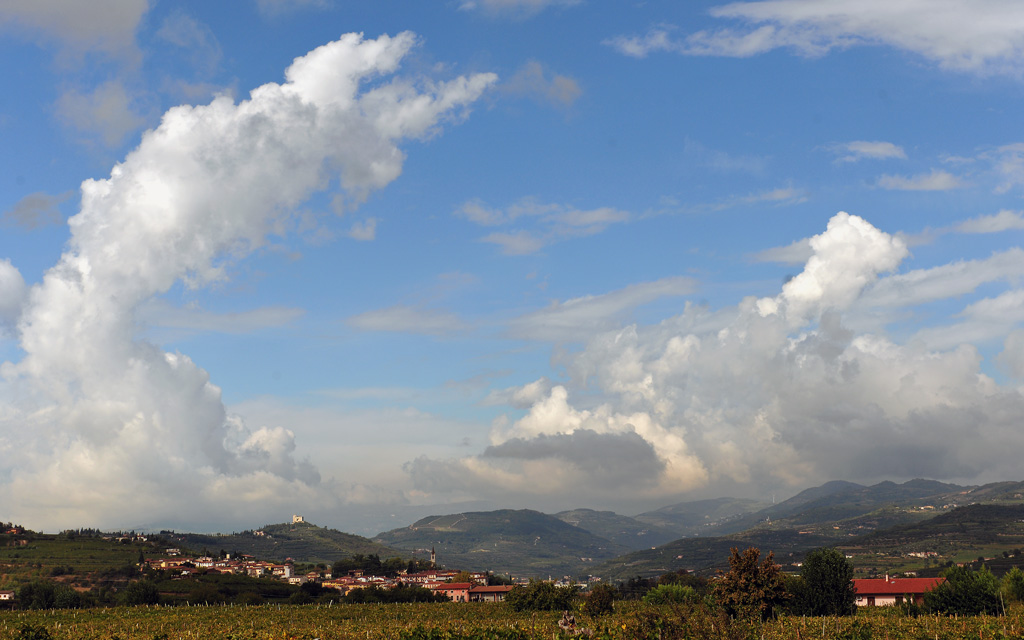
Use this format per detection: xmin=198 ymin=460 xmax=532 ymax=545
xmin=292 ymin=515 xmax=304 ymax=524
xmin=430 ymin=546 xmax=436 ymax=567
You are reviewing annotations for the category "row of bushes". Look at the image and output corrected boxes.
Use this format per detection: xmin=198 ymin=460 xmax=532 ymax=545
xmin=506 ymin=547 xmax=1024 ymax=620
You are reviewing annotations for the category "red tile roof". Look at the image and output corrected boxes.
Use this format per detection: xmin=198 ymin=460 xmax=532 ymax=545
xmin=854 ymin=577 xmax=944 ymax=596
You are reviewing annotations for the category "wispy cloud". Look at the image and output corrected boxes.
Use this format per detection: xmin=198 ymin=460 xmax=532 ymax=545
xmin=2 ymin=191 xmax=72 ymax=229
xmin=507 ymin=276 xmax=697 ymax=341
xmin=877 ymin=169 xmax=964 ymax=191
xmin=254 ymin=0 xmax=329 ymax=17
xmin=503 ymin=61 xmax=582 ymax=109
xmin=683 ymin=139 xmax=767 ymax=174
xmin=458 ymin=198 xmax=630 ymax=255
xmin=605 ymin=1 xmax=1024 ymax=76
xmin=156 ymin=11 xmax=222 ymax=76
xmin=139 ymin=300 xmax=305 ymax=334
xmin=861 ymin=248 xmax=1024 ymax=310
xmin=831 ymin=140 xmax=906 ymax=163
xmin=347 ymin=305 xmax=469 ymax=336
xmin=956 ymin=210 xmax=1024 ymax=234
xmin=750 ymin=237 xmax=813 ymax=265
xmin=55 ymin=80 xmax=147 ymax=147
xmin=913 ymin=289 xmax=1024 ymax=349
xmin=458 ymin=0 xmax=581 ymax=18
xmin=0 ymin=0 xmax=148 ymax=55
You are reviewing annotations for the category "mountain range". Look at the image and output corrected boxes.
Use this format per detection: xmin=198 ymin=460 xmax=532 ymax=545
xmin=24 ymin=478 xmax=1024 ymax=581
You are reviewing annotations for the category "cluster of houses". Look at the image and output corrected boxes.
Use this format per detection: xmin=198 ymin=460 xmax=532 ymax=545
xmin=143 ymin=551 xmax=515 ymax=602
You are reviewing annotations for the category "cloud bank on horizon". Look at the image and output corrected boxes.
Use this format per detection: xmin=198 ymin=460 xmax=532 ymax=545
xmin=3 ymin=0 xmax=1024 ymax=533
xmin=409 ymin=212 xmax=1024 ymax=506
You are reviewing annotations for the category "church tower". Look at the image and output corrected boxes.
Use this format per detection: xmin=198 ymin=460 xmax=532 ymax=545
xmin=430 ymin=546 xmax=436 ymax=567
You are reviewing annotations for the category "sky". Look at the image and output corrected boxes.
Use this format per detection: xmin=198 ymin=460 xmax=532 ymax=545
xmin=3 ymin=0 xmax=1024 ymax=536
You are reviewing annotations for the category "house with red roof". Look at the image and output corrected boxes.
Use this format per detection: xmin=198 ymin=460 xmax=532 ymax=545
xmin=433 ymin=582 xmax=472 ymax=602
xmin=853 ymin=577 xmax=945 ymax=606
xmin=468 ymin=585 xmax=515 ymax=602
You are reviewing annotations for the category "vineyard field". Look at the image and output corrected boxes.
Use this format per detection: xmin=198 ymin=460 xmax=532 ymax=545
xmin=3 ymin=601 xmax=1024 ymax=640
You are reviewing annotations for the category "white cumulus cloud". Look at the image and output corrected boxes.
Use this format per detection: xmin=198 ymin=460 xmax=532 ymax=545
xmin=0 ymin=31 xmax=496 ymax=531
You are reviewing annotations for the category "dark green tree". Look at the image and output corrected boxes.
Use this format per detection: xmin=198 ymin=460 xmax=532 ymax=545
xmin=713 ymin=547 xmax=789 ymax=621
xmin=799 ymin=547 xmax=856 ymax=616
xmin=924 ymin=565 xmax=1001 ymax=616
xmin=119 ymin=580 xmax=160 ymax=606
xmin=17 ymin=582 xmax=56 ymax=610
xmin=505 ymin=580 xmax=579 ymax=611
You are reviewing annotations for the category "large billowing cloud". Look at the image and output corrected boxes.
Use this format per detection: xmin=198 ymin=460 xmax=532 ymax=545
xmin=0 ymin=32 xmax=496 ymax=530
xmin=409 ymin=212 xmax=1024 ymax=510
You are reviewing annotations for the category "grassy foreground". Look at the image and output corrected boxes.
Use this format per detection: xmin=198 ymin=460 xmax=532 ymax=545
xmin=3 ymin=602 xmax=1024 ymax=640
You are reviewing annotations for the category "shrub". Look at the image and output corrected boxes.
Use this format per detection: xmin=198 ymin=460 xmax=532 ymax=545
xmin=399 ymin=627 xmax=530 ymax=640
xmin=16 ymin=625 xmax=52 ymax=640
xmin=642 ymin=583 xmax=698 ymax=605
xmin=582 ymin=583 xmax=616 ymax=616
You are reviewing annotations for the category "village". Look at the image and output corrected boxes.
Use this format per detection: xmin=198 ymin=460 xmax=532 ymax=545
xmin=139 ymin=515 xmax=522 ymax=604
xmin=142 ymin=548 xmax=516 ymax=602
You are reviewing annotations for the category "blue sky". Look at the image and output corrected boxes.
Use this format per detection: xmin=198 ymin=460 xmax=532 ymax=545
xmin=3 ymin=0 xmax=1024 ymax=535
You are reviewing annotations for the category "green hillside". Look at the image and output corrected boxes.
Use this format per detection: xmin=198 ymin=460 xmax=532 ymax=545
xmin=0 ymin=529 xmax=169 ymax=592
xmin=597 ymin=495 xmax=1024 ymax=582
xmin=696 ymin=479 xmax=967 ymax=537
xmin=374 ymin=509 xmax=629 ymax=579
xmin=594 ymin=527 xmax=835 ymax=581
xmin=168 ymin=521 xmax=401 ymax=564
xmin=839 ymin=503 xmax=1024 ymax=575
xmin=553 ymin=509 xmax=678 ymax=549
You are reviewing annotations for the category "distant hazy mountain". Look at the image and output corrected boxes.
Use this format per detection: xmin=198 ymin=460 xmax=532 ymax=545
xmin=160 ymin=478 xmax=1024 ymax=581
xmin=374 ymin=509 xmax=630 ymax=578
xmin=633 ymin=497 xmax=770 ymax=537
xmin=701 ymin=479 xmax=967 ymax=536
xmin=553 ymin=509 xmax=679 ymax=549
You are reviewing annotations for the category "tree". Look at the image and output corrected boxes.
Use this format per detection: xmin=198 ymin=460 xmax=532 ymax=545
xmin=713 ymin=547 xmax=789 ymax=621
xmin=119 ymin=580 xmax=160 ymax=606
xmin=799 ymin=547 xmax=856 ymax=616
xmin=448 ymin=571 xmax=476 ymax=585
xmin=1003 ymin=567 xmax=1024 ymax=602
xmin=505 ymin=580 xmax=579 ymax=612
xmin=924 ymin=565 xmax=1001 ymax=616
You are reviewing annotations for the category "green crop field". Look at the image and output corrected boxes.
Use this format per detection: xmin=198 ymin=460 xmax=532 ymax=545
xmin=3 ymin=601 xmax=1024 ymax=640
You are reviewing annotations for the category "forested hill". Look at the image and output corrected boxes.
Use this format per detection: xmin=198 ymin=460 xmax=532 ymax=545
xmin=166 ymin=521 xmax=402 ymax=564
xmin=374 ymin=509 xmax=630 ymax=578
